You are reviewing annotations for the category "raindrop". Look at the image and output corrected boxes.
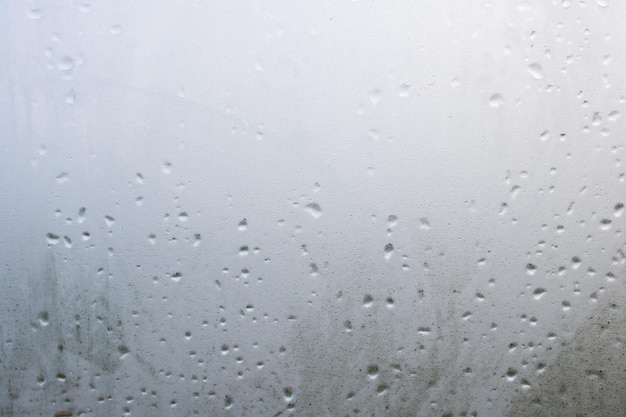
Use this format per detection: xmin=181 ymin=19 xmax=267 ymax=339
xmin=506 ymin=367 xmax=518 ymax=381
xmin=304 ymin=202 xmax=322 ymax=218
xmin=110 ymin=24 xmax=122 ymax=35
xmin=533 ymin=288 xmax=546 ymax=300
xmin=46 ymin=233 xmax=60 ymax=245
xmin=384 ymin=243 xmax=394 ymax=260
xmin=38 ymin=311 xmax=49 ymax=326
xmin=238 ymin=218 xmax=248 ymax=231
xmin=57 ymin=56 xmax=74 ymax=71
xmin=56 ymin=172 xmax=70 ymax=183
xmin=614 ymin=203 xmax=624 ymax=217
xmin=489 ymin=93 xmax=504 ymax=108
xmin=387 ymin=214 xmax=398 ymax=229
xmin=369 ymin=89 xmax=382 ymax=105
xmin=104 ymin=215 xmax=115 ymax=227
xmin=599 ymin=218 xmax=612 ymax=230
xmin=526 ymin=263 xmax=537 ymax=275
xmin=363 ymin=294 xmax=373 ymax=307
xmin=238 ymin=246 xmax=249 ymax=256
xmin=27 ymin=8 xmax=43 ymax=19
xmin=528 ymin=63 xmax=544 ymax=79
xmin=78 ymin=207 xmax=86 ymax=223
xmin=367 ymin=364 xmax=379 ymax=379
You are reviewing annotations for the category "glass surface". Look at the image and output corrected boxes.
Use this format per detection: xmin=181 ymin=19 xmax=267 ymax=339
xmin=1 ymin=1 xmax=625 ymax=416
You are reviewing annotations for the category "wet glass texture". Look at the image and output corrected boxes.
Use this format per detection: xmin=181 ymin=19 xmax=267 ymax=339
xmin=1 ymin=1 xmax=626 ymax=416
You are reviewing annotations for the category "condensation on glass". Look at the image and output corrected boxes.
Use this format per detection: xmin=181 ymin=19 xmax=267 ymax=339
xmin=1 ymin=1 xmax=625 ymax=416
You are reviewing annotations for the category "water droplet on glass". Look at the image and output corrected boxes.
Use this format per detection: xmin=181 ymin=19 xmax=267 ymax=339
xmin=110 ymin=24 xmax=122 ymax=35
xmin=78 ymin=207 xmax=86 ymax=223
xmin=28 ymin=8 xmax=43 ymax=19
xmin=304 ymin=202 xmax=322 ymax=218
xmin=387 ymin=214 xmax=398 ymax=229
xmin=384 ymin=243 xmax=394 ymax=260
xmin=56 ymin=172 xmax=70 ymax=183
xmin=38 ymin=311 xmax=49 ymax=326
xmin=419 ymin=217 xmax=430 ymax=230
xmin=489 ymin=93 xmax=504 ymax=108
xmin=595 ymin=0 xmax=609 ymax=7
xmin=46 ymin=233 xmax=60 ymax=245
xmin=162 ymin=161 xmax=172 ymax=174
xmin=614 ymin=202 xmax=624 ymax=217
xmin=363 ymin=294 xmax=373 ymax=307
xmin=369 ymin=89 xmax=382 ymax=105
xmin=526 ymin=263 xmax=537 ymax=275
xmin=57 ymin=56 xmax=74 ymax=71
xmin=506 ymin=367 xmax=518 ymax=381
xmin=599 ymin=218 xmax=612 ymax=230
xmin=238 ymin=218 xmax=248 ymax=231
xmin=533 ymin=288 xmax=546 ymax=300
xmin=398 ymin=84 xmax=410 ymax=97
xmin=104 ymin=215 xmax=115 ymax=227
xmin=528 ymin=63 xmax=544 ymax=79
xmin=367 ymin=364 xmax=379 ymax=379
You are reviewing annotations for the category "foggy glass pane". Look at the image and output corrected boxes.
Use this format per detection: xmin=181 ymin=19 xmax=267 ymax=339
xmin=1 ymin=1 xmax=625 ymax=416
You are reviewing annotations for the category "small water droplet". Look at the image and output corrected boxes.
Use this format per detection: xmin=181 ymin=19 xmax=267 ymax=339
xmin=38 ymin=311 xmax=49 ymax=326
xmin=506 ymin=367 xmax=518 ymax=381
xmin=367 ymin=364 xmax=379 ymax=379
xmin=600 ymin=218 xmax=612 ymax=230
xmin=595 ymin=0 xmax=609 ymax=7
xmin=369 ymin=89 xmax=382 ymax=105
xmin=104 ymin=215 xmax=115 ymax=227
xmin=608 ymin=110 xmax=620 ymax=121
xmin=238 ymin=218 xmax=248 ymax=231
xmin=417 ymin=326 xmax=431 ymax=335
xmin=398 ymin=84 xmax=410 ymax=97
xmin=109 ymin=24 xmax=122 ymax=35
xmin=57 ymin=56 xmax=74 ymax=71
xmin=533 ymin=288 xmax=546 ymax=300
xmin=384 ymin=243 xmax=394 ymax=260
xmin=419 ymin=217 xmax=430 ymax=230
xmin=56 ymin=172 xmax=70 ymax=183
xmin=489 ymin=93 xmax=504 ymax=108
xmin=46 ymin=233 xmax=60 ymax=245
xmin=304 ymin=202 xmax=322 ymax=218
xmin=614 ymin=203 xmax=624 ymax=217
xmin=387 ymin=214 xmax=398 ymax=229
xmin=363 ymin=294 xmax=373 ymax=307
xmin=162 ymin=161 xmax=172 ymax=174
xmin=526 ymin=263 xmax=537 ymax=275
xmin=178 ymin=212 xmax=188 ymax=222
xmin=28 ymin=8 xmax=43 ymax=19
xmin=171 ymin=272 xmax=182 ymax=282
xmin=238 ymin=246 xmax=249 ymax=256
xmin=528 ymin=63 xmax=544 ymax=79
